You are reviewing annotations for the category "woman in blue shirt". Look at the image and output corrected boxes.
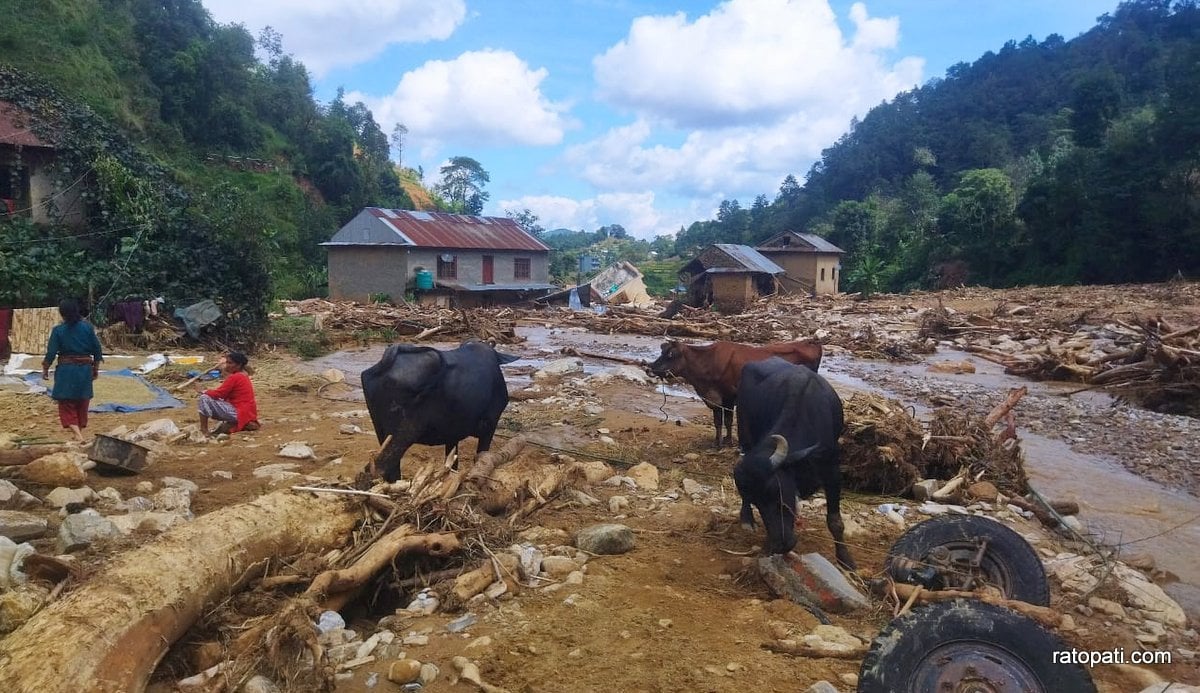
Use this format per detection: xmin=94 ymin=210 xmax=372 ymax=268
xmin=41 ymin=299 xmax=104 ymax=442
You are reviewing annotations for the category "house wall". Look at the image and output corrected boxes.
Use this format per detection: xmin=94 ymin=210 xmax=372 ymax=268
xmin=406 ymin=249 xmax=549 ymax=286
xmin=327 ymin=247 xmax=409 ymax=302
xmin=759 ymin=250 xmax=842 ymax=295
xmin=711 ymin=274 xmax=754 ymax=313
xmin=1 ymin=147 xmax=86 ymax=228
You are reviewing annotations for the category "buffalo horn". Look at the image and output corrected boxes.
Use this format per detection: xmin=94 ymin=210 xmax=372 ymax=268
xmin=768 ymin=435 xmax=789 ymax=468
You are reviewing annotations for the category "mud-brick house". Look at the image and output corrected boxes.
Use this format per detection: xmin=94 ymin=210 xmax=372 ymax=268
xmin=0 ymin=101 xmax=86 ymax=227
xmin=323 ymin=208 xmax=554 ymax=307
xmin=755 ymin=231 xmax=845 ymax=295
xmin=679 ymin=244 xmax=784 ymax=313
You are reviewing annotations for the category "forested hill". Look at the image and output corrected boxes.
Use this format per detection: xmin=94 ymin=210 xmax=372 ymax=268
xmin=676 ymin=0 xmax=1200 ymax=293
xmin=0 ymin=0 xmax=416 ymax=337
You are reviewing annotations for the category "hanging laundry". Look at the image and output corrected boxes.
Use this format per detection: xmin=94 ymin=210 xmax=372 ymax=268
xmin=108 ymin=300 xmax=147 ymax=333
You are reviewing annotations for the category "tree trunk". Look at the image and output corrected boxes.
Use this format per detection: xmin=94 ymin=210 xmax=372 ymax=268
xmin=0 ymin=491 xmax=359 ymax=693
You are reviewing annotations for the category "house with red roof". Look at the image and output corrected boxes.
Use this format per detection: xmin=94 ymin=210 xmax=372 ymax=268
xmin=323 ymin=207 xmax=555 ymax=307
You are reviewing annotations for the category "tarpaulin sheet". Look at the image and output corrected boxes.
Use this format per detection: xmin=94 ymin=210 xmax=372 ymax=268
xmin=28 ymin=369 xmax=184 ymax=412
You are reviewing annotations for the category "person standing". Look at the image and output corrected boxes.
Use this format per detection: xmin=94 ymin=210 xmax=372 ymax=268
xmin=195 ymin=351 xmax=259 ymax=435
xmin=41 ymin=298 xmax=103 ymax=443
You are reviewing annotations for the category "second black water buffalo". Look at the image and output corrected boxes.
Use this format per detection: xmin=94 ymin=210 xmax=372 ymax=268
xmin=362 ymin=340 xmax=518 ymax=482
xmin=733 ymin=357 xmax=855 ymax=570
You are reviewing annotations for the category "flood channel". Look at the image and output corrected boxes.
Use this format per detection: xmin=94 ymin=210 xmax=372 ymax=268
xmin=303 ymin=325 xmax=1200 ymax=621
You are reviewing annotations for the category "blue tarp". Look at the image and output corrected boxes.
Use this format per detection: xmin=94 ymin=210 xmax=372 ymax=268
xmin=29 ymin=368 xmax=184 ymax=412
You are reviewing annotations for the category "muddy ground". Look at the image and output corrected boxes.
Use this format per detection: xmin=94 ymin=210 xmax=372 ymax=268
xmin=3 ymin=282 xmax=1200 ymax=692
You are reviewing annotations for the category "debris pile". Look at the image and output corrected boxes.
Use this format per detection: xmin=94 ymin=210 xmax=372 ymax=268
xmin=280 ymin=299 xmax=523 ymax=345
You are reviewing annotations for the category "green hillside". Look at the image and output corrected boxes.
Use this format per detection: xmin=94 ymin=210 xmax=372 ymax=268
xmin=676 ymin=0 xmax=1200 ymax=292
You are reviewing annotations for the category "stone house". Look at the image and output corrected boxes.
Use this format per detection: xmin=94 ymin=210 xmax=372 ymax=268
xmin=323 ymin=208 xmax=554 ymax=307
xmin=756 ymin=231 xmax=845 ymax=295
xmin=0 ymin=101 xmax=86 ymax=228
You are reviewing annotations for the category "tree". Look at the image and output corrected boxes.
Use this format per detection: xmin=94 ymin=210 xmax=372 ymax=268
xmin=437 ymin=156 xmax=490 ymax=214
xmin=506 ymin=208 xmax=544 ymax=238
xmin=940 ymin=169 xmax=1017 ymax=284
xmin=391 ymin=123 xmax=409 ymax=168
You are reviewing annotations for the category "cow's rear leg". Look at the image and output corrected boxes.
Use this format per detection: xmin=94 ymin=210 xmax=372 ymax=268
xmin=818 ymin=458 xmax=856 ymax=571
xmin=722 ymin=400 xmax=735 ymax=447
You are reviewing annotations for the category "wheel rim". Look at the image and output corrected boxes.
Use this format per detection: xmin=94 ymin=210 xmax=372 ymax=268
xmin=911 ymin=640 xmax=1043 ymax=692
xmin=926 ymin=541 xmax=1013 ymax=595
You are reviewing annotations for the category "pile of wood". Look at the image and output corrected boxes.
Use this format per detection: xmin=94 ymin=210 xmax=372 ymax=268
xmin=839 ymin=387 xmax=1031 ymax=495
xmin=0 ymin=436 xmax=586 ymax=692
xmin=281 ymin=299 xmax=522 ymax=345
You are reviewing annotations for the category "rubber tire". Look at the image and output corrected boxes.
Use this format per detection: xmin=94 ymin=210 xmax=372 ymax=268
xmin=858 ymin=600 xmax=1097 ymax=693
xmin=887 ymin=513 xmax=1050 ymax=606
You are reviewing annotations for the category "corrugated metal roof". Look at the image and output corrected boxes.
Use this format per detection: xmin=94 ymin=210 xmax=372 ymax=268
xmin=368 ymin=208 xmax=550 ymax=252
xmin=711 ymin=244 xmax=785 ymax=274
xmin=757 ymin=231 xmax=844 ymax=254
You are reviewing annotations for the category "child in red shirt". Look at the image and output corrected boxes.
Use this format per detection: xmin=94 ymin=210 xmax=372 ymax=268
xmin=196 ymin=351 xmax=260 ymax=435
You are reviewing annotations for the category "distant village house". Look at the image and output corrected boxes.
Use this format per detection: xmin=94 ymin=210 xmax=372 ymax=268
xmin=755 ymin=231 xmax=845 ymax=295
xmin=323 ymin=208 xmax=554 ymax=307
xmin=0 ymin=101 xmax=86 ymax=228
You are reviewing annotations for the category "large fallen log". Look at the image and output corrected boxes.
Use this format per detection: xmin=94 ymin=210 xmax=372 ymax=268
xmin=0 ymin=445 xmax=68 ymax=466
xmin=0 ymin=491 xmax=360 ymax=693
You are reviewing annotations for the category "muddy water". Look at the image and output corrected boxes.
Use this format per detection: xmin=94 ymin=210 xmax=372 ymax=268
xmin=304 ymin=327 xmax=1200 ymax=619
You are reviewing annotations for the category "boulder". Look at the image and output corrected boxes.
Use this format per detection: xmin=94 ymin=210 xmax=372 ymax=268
xmin=574 ymin=523 xmax=636 ymax=555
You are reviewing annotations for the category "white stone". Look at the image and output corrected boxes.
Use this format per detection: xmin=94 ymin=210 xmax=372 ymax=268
xmin=627 ymin=462 xmax=659 ymax=490
xmin=278 ymin=442 xmax=316 ymax=460
xmin=58 ymin=510 xmax=121 ymax=551
xmin=533 ymin=357 xmax=583 ymax=379
xmin=44 ymin=486 xmax=96 ymax=509
xmin=1112 ymin=564 xmax=1187 ymax=627
xmin=0 ymin=511 xmax=48 ymax=542
xmin=161 ymin=477 xmax=199 ymax=494
xmin=128 ymin=418 xmax=180 ymax=442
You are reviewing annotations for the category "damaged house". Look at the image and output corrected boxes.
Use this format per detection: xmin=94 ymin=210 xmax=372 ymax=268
xmin=0 ymin=101 xmax=86 ymax=227
xmin=324 ymin=208 xmax=555 ymax=307
xmin=679 ymin=244 xmax=784 ymax=313
xmin=755 ymin=231 xmax=845 ymax=295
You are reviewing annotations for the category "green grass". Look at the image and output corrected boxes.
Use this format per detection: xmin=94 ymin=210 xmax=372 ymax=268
xmin=266 ymin=315 xmax=332 ymax=359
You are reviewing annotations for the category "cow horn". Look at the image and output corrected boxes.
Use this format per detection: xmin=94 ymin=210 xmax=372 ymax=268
xmin=768 ymin=435 xmax=788 ymax=468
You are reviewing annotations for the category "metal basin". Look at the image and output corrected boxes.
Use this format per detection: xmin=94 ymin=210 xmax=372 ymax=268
xmin=88 ymin=434 xmax=152 ymax=474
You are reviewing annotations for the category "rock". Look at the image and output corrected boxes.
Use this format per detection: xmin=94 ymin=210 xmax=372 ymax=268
xmin=128 ymin=418 xmax=180 ymax=442
xmin=533 ymin=357 xmax=584 ymax=379
xmin=419 ymin=662 xmax=439 ymax=684
xmin=575 ymin=523 xmax=636 ymax=555
xmin=151 ymin=487 xmax=192 ymax=515
xmin=252 ymin=463 xmax=301 ymax=479
xmin=1123 ymin=552 xmax=1156 ymax=571
xmin=681 ymin=478 xmax=706 ymax=496
xmin=135 ymin=481 xmax=154 ymax=494
xmin=21 ymin=452 xmax=88 ymax=487
xmin=322 ymin=368 xmax=345 ymax=383
xmin=1112 ymin=564 xmax=1187 ymax=627
xmin=627 ymin=462 xmax=659 ymax=490
xmin=446 ymin=613 xmax=477 ymax=633
xmin=1087 ymin=596 xmax=1127 ymax=619
xmin=0 ymin=480 xmax=40 ymax=509
xmin=338 ymin=424 xmax=362 ymax=435
xmin=466 ymin=635 xmax=492 ymax=650
xmin=806 ymin=682 xmax=840 ymax=693
xmin=1045 ymin=554 xmax=1099 ymax=594
xmin=599 ymin=435 xmax=616 ymax=445
xmin=278 ymin=442 xmax=316 ymax=460
xmin=840 ymin=673 xmax=859 ymax=687
xmin=161 ymin=477 xmax=199 ymax=494
xmin=660 ymin=505 xmax=718 ymax=532
xmin=910 ymin=479 xmax=940 ymax=501
xmin=0 ymin=511 xmax=48 ymax=542
xmin=510 ymin=543 xmax=543 ymax=582
xmin=401 ymin=633 xmax=429 ymax=646
xmin=966 ymin=480 xmax=999 ymax=502
xmin=800 ymin=625 xmax=867 ymax=657
xmin=58 ymin=510 xmax=121 ymax=551
xmin=212 ymin=470 xmax=233 ymax=480
xmin=95 ymin=487 xmax=123 ymax=507
xmin=541 ymin=555 xmax=580 ymax=579
xmin=388 ymin=659 xmax=422 ymax=684
xmin=607 ymin=496 xmax=629 ymax=514
xmin=578 ymin=460 xmax=614 ymax=484
xmin=240 ymin=675 xmax=282 ymax=693
xmin=110 ymin=511 xmax=189 ymax=535
xmin=44 ymin=486 xmax=96 ymax=509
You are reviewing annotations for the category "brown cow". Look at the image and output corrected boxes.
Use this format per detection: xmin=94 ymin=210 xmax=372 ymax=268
xmin=648 ymin=339 xmax=823 ymax=447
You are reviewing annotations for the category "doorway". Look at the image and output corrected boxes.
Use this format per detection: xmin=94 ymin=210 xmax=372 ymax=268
xmin=482 ymin=255 xmax=494 ymax=284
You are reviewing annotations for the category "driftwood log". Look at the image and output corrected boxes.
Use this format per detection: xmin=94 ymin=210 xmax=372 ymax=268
xmin=0 ymin=446 xmax=68 ymax=466
xmin=0 ymin=491 xmax=359 ymax=693
xmin=888 ymin=582 xmax=1062 ymax=629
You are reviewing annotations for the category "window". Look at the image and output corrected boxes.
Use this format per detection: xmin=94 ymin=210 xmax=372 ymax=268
xmin=514 ymin=257 xmax=531 ymax=280
xmin=820 ymin=267 xmax=826 ymax=281
xmin=437 ymin=255 xmax=457 ymax=279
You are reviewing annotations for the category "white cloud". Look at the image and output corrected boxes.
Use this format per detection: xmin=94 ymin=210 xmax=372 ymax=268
xmin=349 ymin=50 xmax=573 ymax=152
xmin=592 ymin=0 xmax=922 ymax=128
xmin=201 ymin=0 xmax=466 ymax=78
xmin=568 ymin=0 xmax=923 ymax=210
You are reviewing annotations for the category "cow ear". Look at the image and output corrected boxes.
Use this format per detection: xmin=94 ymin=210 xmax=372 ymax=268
xmin=768 ymin=435 xmax=788 ymax=469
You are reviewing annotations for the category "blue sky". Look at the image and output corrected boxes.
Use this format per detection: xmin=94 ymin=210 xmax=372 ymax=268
xmin=200 ymin=0 xmax=1120 ymax=239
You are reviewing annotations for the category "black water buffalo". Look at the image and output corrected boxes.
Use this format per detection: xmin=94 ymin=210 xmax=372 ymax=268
xmin=733 ymin=357 xmax=855 ymax=570
xmin=362 ymin=340 xmax=519 ymax=482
